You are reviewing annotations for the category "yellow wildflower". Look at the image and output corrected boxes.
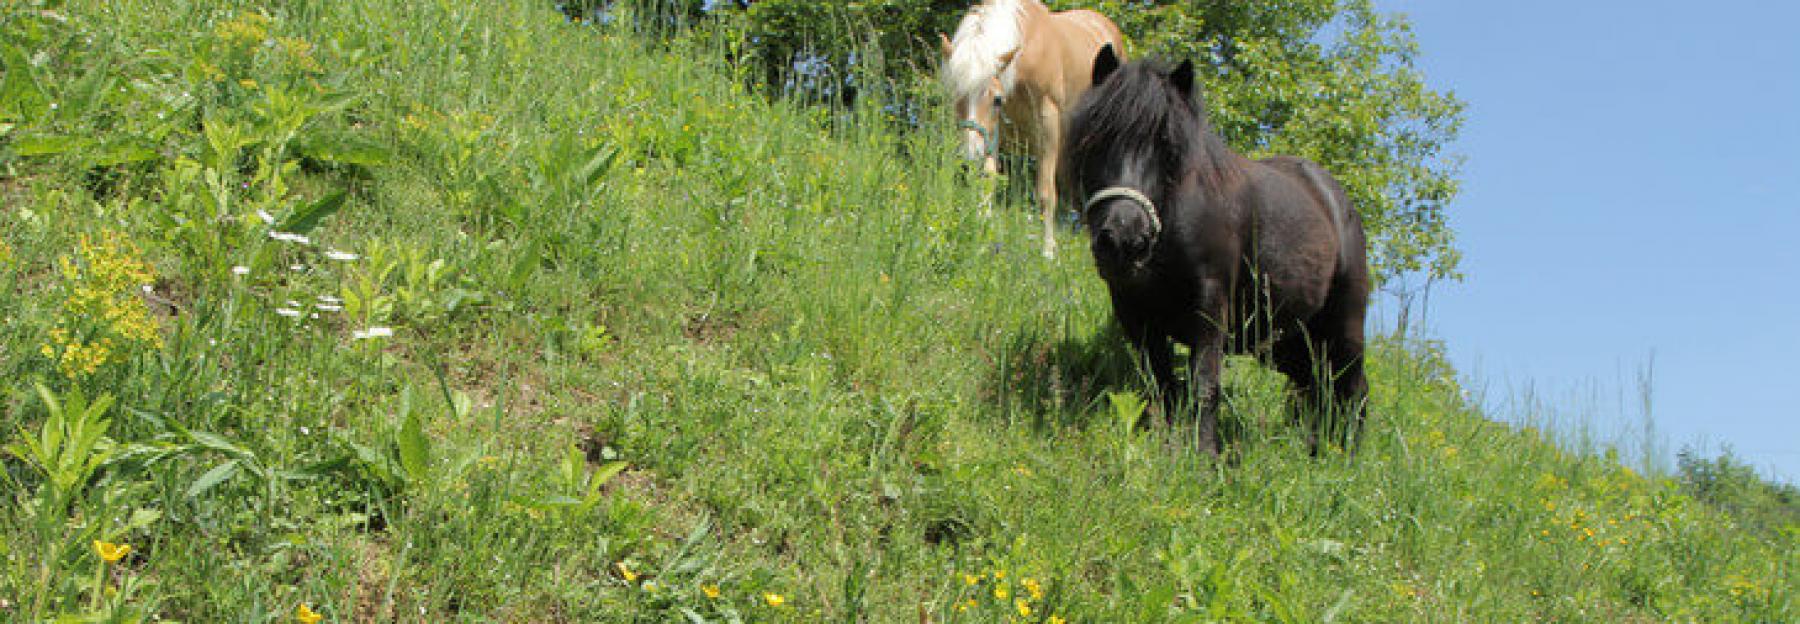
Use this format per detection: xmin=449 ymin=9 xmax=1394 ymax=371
xmin=1022 ymin=577 xmax=1044 ymax=600
xmin=42 ymin=232 xmax=162 ymax=379
xmin=993 ymin=582 xmax=1009 ymax=600
xmin=278 ymin=36 xmax=323 ymax=73
xmin=614 ymin=561 xmax=639 ymax=583
xmin=216 ymin=12 xmax=272 ymax=49
xmin=762 ymin=592 xmax=786 ymax=607
xmin=1015 ymin=597 xmax=1032 ymax=617
xmin=1047 ymin=616 xmax=1066 ymax=624
xmin=295 ymin=603 xmax=323 ymax=624
xmin=93 ymin=540 xmax=131 ymax=563
xmin=962 ymin=573 xmax=981 ymax=586
xmin=702 ymin=584 xmax=721 ymax=599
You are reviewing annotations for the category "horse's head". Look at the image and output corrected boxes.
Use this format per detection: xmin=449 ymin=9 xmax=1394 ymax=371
xmin=940 ymin=26 xmax=1019 ymax=174
xmin=1064 ymin=44 xmax=1208 ymax=270
xmin=952 ymin=75 xmax=1005 ymax=173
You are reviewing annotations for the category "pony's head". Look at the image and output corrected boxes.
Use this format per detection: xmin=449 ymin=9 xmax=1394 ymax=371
xmin=1063 ymin=44 xmax=1235 ymax=269
xmin=940 ymin=0 xmax=1024 ymax=172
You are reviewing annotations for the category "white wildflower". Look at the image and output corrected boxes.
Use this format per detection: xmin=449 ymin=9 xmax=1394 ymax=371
xmin=231 ymin=265 xmax=251 ymax=276
xmin=257 ymin=209 xmax=276 ymax=224
xmin=275 ymin=308 xmax=302 ymax=318
xmin=352 ymin=327 xmax=395 ymax=340
xmin=317 ymin=295 xmax=343 ymax=304
xmin=323 ymin=249 xmax=359 ymax=262
xmin=268 ymin=231 xmax=311 ymax=245
xmin=316 ymin=304 xmax=343 ymax=312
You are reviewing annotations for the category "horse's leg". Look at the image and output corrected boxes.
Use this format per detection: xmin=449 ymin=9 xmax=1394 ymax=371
xmin=1283 ymin=304 xmax=1371 ymax=457
xmin=1272 ymin=330 xmax=1325 ymax=456
xmin=1320 ymin=312 xmax=1369 ymax=457
xmin=1035 ymin=101 xmax=1063 ymax=259
xmin=1189 ymin=327 xmax=1226 ymax=456
xmin=1118 ymin=309 xmax=1180 ymax=425
xmin=1332 ymin=345 xmax=1369 ymax=456
xmin=1188 ymin=288 xmax=1230 ymax=455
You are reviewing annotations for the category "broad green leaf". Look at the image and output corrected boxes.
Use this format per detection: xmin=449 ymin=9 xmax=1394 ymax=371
xmin=295 ymin=131 xmax=392 ymax=167
xmin=88 ymin=140 xmax=159 ymax=167
xmin=561 ymin=444 xmax=582 ymax=489
xmin=187 ymin=431 xmax=250 ymax=458
xmin=0 ymin=44 xmax=49 ymax=120
xmin=397 ymin=408 xmax=430 ymax=485
xmin=187 ymin=459 xmax=240 ymax=498
xmin=589 ymin=460 xmax=627 ymax=495
xmin=276 ymin=189 xmax=348 ymax=235
xmin=578 ymin=144 xmax=619 ymax=192
xmin=14 ymin=134 xmax=90 ymax=156
xmin=127 ymin=508 xmax=163 ymax=531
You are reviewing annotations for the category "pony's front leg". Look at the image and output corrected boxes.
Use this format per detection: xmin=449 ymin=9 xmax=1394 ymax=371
xmin=1143 ymin=334 xmax=1181 ymax=427
xmin=1116 ymin=309 xmax=1180 ymax=426
xmin=1035 ymin=101 xmax=1063 ymax=259
xmin=1188 ymin=329 xmax=1226 ymax=456
xmin=1188 ymin=290 xmax=1230 ymax=455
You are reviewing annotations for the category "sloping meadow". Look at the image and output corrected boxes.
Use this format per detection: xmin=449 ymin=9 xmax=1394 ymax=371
xmin=1 ymin=1 xmax=1792 ymax=621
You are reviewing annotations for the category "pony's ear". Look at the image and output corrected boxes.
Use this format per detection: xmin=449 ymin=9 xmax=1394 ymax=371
xmin=939 ymin=32 xmax=953 ymax=58
xmin=998 ymin=47 xmax=1019 ymax=68
xmin=1092 ymin=44 xmax=1120 ymax=85
xmin=1170 ymin=59 xmax=1196 ymax=100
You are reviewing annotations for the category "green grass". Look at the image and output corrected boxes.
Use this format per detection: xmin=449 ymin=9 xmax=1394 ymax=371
xmin=1 ymin=1 xmax=1795 ymax=622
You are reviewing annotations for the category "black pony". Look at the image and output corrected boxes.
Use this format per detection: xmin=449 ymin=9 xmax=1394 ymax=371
xmin=1060 ymin=45 xmax=1372 ymax=456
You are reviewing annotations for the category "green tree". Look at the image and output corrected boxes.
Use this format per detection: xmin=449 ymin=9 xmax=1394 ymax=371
xmin=1678 ymin=447 xmax=1800 ymax=536
xmin=739 ymin=0 xmax=970 ymax=104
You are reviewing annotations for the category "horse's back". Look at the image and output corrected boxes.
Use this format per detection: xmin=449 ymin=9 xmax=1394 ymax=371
xmin=1047 ymin=8 xmax=1124 ymax=48
xmin=1241 ymin=156 xmax=1368 ymax=314
xmin=1254 ymin=156 xmax=1364 ymax=259
xmin=1025 ymin=9 xmax=1125 ymax=97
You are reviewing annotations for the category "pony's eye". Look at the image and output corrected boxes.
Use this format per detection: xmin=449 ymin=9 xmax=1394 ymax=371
xmin=992 ymin=95 xmax=1003 ymax=107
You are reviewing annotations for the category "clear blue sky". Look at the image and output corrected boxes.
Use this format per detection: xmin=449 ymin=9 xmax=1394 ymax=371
xmin=1373 ymin=1 xmax=1800 ymax=481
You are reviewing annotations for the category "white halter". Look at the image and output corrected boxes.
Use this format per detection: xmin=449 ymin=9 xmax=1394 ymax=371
xmin=1084 ymin=187 xmax=1161 ymax=240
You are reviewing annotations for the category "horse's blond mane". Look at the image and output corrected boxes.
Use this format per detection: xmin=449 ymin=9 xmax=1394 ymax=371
xmin=941 ymin=0 xmax=1028 ymax=103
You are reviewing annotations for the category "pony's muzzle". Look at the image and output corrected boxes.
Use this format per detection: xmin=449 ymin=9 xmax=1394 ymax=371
xmin=1091 ymin=223 xmax=1152 ymax=266
xmin=1086 ymin=191 xmax=1160 ymax=266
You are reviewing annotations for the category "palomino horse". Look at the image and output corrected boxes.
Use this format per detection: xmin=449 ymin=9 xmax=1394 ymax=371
xmin=1061 ymin=46 xmax=1372 ymax=456
xmin=940 ymin=0 xmax=1124 ymax=259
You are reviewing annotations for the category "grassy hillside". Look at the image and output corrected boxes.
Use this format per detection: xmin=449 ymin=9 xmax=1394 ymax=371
xmin=1 ymin=1 xmax=1793 ymax=621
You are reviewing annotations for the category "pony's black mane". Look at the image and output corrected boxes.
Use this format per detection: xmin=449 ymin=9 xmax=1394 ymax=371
xmin=1063 ymin=59 xmax=1242 ymax=196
